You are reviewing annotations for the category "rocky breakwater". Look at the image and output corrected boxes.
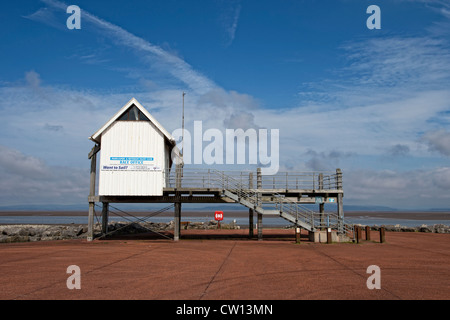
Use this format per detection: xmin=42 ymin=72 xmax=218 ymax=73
xmin=0 ymin=224 xmax=88 ymax=243
xmin=0 ymin=220 xmax=241 ymax=243
xmin=367 ymin=224 xmax=450 ymax=233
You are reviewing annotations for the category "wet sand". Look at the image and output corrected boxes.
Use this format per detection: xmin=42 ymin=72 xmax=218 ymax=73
xmin=0 ymin=229 xmax=449 ymax=300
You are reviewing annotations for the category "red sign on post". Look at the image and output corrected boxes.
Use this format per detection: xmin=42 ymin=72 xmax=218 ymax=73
xmin=214 ymin=211 xmax=224 ymax=221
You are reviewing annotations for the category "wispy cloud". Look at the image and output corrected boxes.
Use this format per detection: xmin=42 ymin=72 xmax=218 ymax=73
xmin=23 ymin=6 xmax=66 ymax=30
xmin=34 ymin=0 xmax=217 ymax=94
xmin=218 ymin=0 xmax=242 ymax=47
xmin=341 ymin=37 xmax=450 ymax=89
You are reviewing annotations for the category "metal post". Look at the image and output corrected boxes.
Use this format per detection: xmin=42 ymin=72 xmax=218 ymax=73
xmin=319 ymin=203 xmax=324 ymax=230
xmin=257 ymin=168 xmax=263 ymax=241
xmin=318 ymin=173 xmax=323 ymax=190
xmin=336 ymin=169 xmax=344 ymax=234
xmin=182 ymin=92 xmax=185 ymax=159
xmin=101 ymin=202 xmax=109 ymax=236
xmin=174 ymin=163 xmax=182 ymax=241
xmin=249 ymin=172 xmax=254 ymax=238
xmin=336 ymin=168 xmax=343 ymax=190
xmin=337 ymin=195 xmax=344 ymax=234
xmin=87 ymin=152 xmax=97 ymax=242
xmin=286 ymin=172 xmax=288 ymax=190
xmin=327 ymin=228 xmax=332 ymax=244
xmin=319 ymin=172 xmax=324 ymax=229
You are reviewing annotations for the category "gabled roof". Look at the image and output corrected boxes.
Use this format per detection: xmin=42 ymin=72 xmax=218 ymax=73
xmin=89 ymin=98 xmax=176 ymax=146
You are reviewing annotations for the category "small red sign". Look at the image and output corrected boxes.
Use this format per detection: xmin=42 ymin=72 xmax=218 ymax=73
xmin=214 ymin=211 xmax=224 ymax=221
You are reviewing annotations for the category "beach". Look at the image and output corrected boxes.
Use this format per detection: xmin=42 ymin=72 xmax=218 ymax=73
xmin=0 ymin=229 xmax=449 ymax=300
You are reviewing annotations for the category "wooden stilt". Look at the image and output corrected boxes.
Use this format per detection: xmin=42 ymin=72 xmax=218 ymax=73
xmin=174 ymin=202 xmax=181 ymax=241
xmin=257 ymin=168 xmax=263 ymax=241
xmin=249 ymin=172 xmax=254 ymax=238
xmin=87 ymin=150 xmax=97 ymax=242
xmin=102 ymin=202 xmax=109 ymax=236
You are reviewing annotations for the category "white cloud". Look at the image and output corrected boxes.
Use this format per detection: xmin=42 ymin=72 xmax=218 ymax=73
xmin=25 ymin=70 xmax=42 ymax=88
xmin=0 ymin=145 xmax=87 ymax=206
xmin=422 ymin=129 xmax=450 ymax=156
xmin=345 ymin=167 xmax=450 ymax=209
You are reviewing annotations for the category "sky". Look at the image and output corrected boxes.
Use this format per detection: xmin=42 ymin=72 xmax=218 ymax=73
xmin=0 ymin=0 xmax=450 ymax=210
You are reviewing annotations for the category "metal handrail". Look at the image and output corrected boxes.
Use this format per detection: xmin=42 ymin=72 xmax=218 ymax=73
xmin=163 ymin=168 xmax=349 ymax=235
xmin=165 ymin=168 xmax=342 ymax=190
xmin=312 ymin=212 xmax=354 ymax=239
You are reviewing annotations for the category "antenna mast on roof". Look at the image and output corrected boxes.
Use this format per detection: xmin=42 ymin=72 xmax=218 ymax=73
xmin=182 ymin=92 xmax=185 ymax=160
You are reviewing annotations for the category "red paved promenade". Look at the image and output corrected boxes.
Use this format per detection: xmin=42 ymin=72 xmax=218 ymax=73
xmin=0 ymin=229 xmax=449 ymax=300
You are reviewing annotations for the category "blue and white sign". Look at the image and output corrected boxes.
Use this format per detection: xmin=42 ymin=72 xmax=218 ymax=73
xmin=102 ymin=156 xmax=160 ymax=171
xmin=110 ymin=157 xmax=154 ymax=164
xmin=102 ymin=165 xmax=161 ymax=172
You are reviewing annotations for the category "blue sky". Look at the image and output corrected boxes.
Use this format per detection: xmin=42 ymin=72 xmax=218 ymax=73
xmin=1 ymin=0 xmax=450 ymax=210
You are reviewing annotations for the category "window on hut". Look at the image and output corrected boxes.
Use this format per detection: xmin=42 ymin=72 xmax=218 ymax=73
xmin=117 ymin=105 xmax=150 ymax=121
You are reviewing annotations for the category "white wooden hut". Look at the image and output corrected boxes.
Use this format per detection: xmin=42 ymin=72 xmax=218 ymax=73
xmin=89 ymin=98 xmax=177 ymax=196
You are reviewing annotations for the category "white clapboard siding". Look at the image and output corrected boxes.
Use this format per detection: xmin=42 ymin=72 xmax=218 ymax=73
xmin=99 ymin=121 xmax=166 ymax=196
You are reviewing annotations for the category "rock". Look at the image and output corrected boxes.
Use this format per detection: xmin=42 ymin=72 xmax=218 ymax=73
xmin=433 ymin=224 xmax=450 ymax=233
xmin=419 ymin=225 xmax=433 ymax=233
xmin=61 ymin=229 xmax=75 ymax=238
xmin=18 ymin=228 xmax=29 ymax=237
xmin=76 ymin=227 xmax=85 ymax=236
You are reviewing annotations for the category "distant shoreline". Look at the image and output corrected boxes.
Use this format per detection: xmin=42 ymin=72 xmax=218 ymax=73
xmin=0 ymin=210 xmax=449 ymax=220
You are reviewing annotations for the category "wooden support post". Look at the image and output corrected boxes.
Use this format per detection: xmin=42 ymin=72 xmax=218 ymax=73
xmin=87 ymin=203 xmax=95 ymax=242
xmin=380 ymin=227 xmax=385 ymax=243
xmin=101 ymin=202 xmax=109 ymax=236
xmin=249 ymin=172 xmax=254 ymax=239
xmin=174 ymin=202 xmax=181 ymax=241
xmin=355 ymin=226 xmax=361 ymax=243
xmin=174 ymin=164 xmax=182 ymax=241
xmin=365 ymin=226 xmax=371 ymax=241
xmin=257 ymin=168 xmax=263 ymax=241
xmin=87 ymin=151 xmax=97 ymax=242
